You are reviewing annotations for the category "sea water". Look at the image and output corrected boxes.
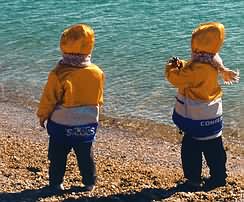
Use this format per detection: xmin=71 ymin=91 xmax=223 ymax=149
xmin=0 ymin=0 xmax=243 ymax=130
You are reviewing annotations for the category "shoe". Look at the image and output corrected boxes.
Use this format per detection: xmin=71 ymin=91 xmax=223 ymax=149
xmin=177 ymin=180 xmax=202 ymax=192
xmin=83 ymin=185 xmax=95 ymax=192
xmin=49 ymin=183 xmax=65 ymax=192
xmin=203 ymin=177 xmax=226 ymax=191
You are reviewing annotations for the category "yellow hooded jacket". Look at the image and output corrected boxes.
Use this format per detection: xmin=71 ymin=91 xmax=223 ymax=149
xmin=165 ymin=22 xmax=225 ymax=139
xmin=37 ymin=23 xmax=104 ymax=121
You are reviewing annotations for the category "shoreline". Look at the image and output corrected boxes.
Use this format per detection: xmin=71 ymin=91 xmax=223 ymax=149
xmin=0 ymin=82 xmax=242 ymax=140
xmin=0 ymin=101 xmax=243 ymax=201
xmin=0 ymin=92 xmax=243 ymax=143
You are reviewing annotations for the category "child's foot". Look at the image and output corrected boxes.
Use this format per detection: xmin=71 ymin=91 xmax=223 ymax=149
xmin=48 ymin=183 xmax=65 ymax=192
xmin=203 ymin=177 xmax=226 ymax=191
xmin=176 ymin=180 xmax=202 ymax=192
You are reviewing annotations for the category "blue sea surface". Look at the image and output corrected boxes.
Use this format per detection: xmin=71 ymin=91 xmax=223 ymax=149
xmin=0 ymin=1 xmax=243 ymax=129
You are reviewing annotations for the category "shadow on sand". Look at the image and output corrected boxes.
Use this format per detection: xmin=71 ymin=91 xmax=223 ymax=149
xmin=0 ymin=185 xmax=187 ymax=202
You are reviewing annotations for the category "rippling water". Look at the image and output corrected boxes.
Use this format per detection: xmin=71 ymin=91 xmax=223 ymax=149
xmin=0 ymin=1 xmax=243 ymax=129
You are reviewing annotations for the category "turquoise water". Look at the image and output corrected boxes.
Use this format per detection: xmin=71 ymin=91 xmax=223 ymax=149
xmin=0 ymin=1 xmax=243 ymax=128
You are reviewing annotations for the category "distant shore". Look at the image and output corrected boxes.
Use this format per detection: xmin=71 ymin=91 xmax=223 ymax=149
xmin=0 ymin=101 xmax=243 ymax=202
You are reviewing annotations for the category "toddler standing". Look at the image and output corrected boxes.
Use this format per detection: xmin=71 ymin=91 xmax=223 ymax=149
xmin=37 ymin=23 xmax=104 ymax=192
xmin=165 ymin=22 xmax=239 ymax=191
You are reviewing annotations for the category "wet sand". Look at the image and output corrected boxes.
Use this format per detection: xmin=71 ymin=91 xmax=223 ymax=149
xmin=0 ymin=102 xmax=243 ymax=202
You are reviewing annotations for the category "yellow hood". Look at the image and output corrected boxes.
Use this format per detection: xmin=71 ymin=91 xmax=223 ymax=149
xmin=191 ymin=22 xmax=225 ymax=54
xmin=60 ymin=23 xmax=95 ymax=55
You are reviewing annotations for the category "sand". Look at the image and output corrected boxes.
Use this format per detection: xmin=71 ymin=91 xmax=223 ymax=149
xmin=0 ymin=102 xmax=243 ymax=202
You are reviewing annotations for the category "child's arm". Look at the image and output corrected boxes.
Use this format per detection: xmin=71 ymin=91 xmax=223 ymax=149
xmin=165 ymin=58 xmax=195 ymax=89
xmin=37 ymin=71 xmax=62 ymax=128
xmin=98 ymin=72 xmax=105 ymax=106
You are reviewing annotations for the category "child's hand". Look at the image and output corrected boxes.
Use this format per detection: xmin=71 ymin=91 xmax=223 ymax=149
xmin=39 ymin=118 xmax=47 ymax=128
xmin=221 ymin=68 xmax=240 ymax=85
xmin=168 ymin=57 xmax=183 ymax=69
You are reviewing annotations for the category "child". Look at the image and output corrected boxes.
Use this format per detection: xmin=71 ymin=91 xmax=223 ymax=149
xmin=165 ymin=22 xmax=239 ymax=191
xmin=37 ymin=23 xmax=105 ymax=192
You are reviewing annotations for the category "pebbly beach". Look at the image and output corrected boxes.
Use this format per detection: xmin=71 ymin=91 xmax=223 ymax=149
xmin=0 ymin=100 xmax=243 ymax=202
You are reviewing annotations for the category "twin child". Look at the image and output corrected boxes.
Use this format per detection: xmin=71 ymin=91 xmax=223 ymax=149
xmin=37 ymin=22 xmax=239 ymax=192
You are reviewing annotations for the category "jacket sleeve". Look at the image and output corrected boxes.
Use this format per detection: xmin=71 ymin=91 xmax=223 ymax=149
xmin=36 ymin=71 xmax=62 ymax=120
xmin=98 ymin=72 xmax=105 ymax=106
xmin=165 ymin=60 xmax=196 ymax=89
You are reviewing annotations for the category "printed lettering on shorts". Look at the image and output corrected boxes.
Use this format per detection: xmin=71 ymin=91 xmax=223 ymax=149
xmin=200 ymin=116 xmax=223 ymax=127
xmin=65 ymin=126 xmax=96 ymax=137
